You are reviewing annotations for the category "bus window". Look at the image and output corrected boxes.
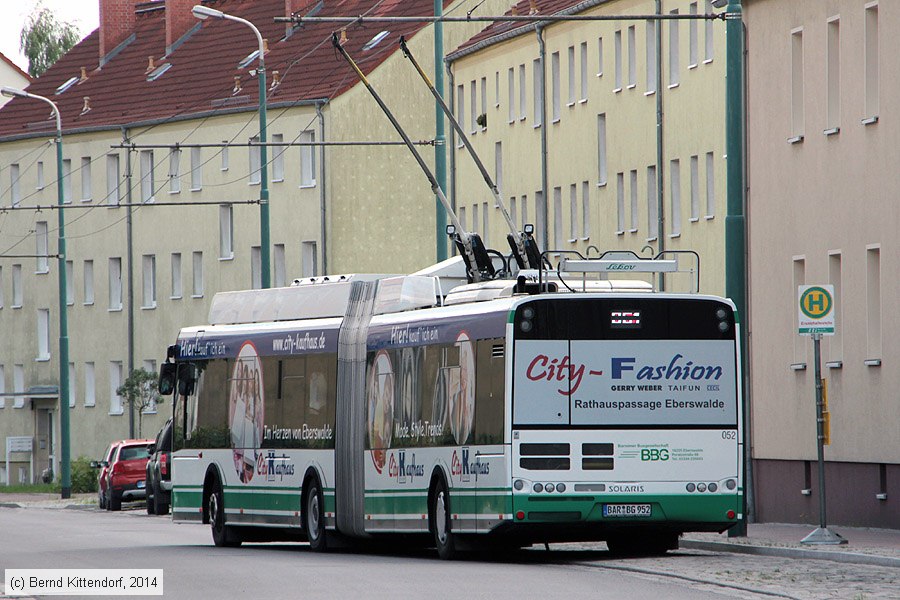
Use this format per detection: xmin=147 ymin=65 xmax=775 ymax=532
xmin=475 ymin=339 xmax=504 ymax=445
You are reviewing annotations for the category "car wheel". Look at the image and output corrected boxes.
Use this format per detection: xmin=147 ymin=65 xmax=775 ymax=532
xmin=108 ymin=491 xmax=121 ymax=512
xmin=304 ymin=477 xmax=327 ymax=552
xmin=430 ymin=477 xmax=458 ymax=560
xmin=146 ymin=492 xmax=156 ymax=515
xmin=209 ymin=477 xmax=240 ymax=547
xmin=154 ymin=487 xmax=169 ymax=516
xmin=99 ymin=491 xmax=106 ymax=510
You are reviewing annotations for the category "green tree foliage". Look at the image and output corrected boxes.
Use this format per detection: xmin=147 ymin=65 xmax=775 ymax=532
xmin=19 ymin=2 xmax=81 ymax=78
xmin=116 ymin=368 xmax=161 ymax=438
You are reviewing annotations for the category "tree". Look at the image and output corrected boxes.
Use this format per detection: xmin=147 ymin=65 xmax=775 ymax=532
xmin=19 ymin=2 xmax=81 ymax=78
xmin=116 ymin=369 xmax=160 ymax=439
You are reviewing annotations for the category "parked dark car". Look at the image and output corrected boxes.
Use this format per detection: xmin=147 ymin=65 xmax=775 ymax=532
xmin=146 ymin=419 xmax=172 ymax=515
xmin=92 ymin=439 xmax=152 ymax=511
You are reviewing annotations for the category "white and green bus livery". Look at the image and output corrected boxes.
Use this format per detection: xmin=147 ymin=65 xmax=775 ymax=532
xmin=164 ymin=267 xmax=743 ymax=557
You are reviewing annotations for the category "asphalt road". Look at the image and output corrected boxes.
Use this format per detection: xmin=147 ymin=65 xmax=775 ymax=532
xmin=2 ymin=505 xmax=897 ymax=599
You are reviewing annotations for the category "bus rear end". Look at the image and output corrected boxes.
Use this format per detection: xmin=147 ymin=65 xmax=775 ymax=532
xmin=507 ymin=295 xmax=742 ymax=553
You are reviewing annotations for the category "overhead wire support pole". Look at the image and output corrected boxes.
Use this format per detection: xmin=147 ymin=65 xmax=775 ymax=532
xmin=330 ymin=32 xmax=485 ymax=283
xmin=399 ymin=37 xmax=536 ymax=269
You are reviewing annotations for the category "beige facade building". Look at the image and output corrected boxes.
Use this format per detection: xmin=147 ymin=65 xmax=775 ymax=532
xmin=0 ymin=0 xmax=506 ymax=483
xmin=746 ymin=0 xmax=898 ymax=528
xmin=448 ymin=0 xmax=727 ymax=294
xmin=0 ymin=53 xmax=32 ymax=109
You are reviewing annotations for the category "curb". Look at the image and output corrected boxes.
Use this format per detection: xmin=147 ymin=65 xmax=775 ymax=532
xmin=681 ymin=539 xmax=900 ymax=569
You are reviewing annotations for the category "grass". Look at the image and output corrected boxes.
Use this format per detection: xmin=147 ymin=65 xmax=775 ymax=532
xmin=0 ymin=483 xmax=60 ymax=494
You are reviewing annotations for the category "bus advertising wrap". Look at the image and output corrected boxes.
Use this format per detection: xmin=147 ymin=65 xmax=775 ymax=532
xmin=513 ymin=340 xmax=737 ymax=426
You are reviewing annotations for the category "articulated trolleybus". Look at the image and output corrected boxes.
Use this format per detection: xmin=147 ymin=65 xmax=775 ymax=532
xmin=159 ymin=253 xmax=743 ymax=557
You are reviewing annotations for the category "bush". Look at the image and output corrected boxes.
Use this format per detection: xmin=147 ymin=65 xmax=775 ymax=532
xmin=70 ymin=456 xmax=98 ymax=494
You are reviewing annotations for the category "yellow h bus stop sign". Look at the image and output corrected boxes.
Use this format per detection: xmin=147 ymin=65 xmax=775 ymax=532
xmin=798 ymin=285 xmax=835 ymax=336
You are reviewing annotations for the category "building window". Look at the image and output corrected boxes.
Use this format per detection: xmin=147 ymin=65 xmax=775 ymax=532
xmin=689 ymin=2 xmax=699 ymax=67
xmin=169 ymin=149 xmax=181 ymax=193
xmin=190 ymin=147 xmax=202 ymax=190
xmin=68 ymin=363 xmax=75 ymax=408
xmin=12 ymin=264 xmax=23 ymax=307
xmin=826 ymin=17 xmax=840 ymax=132
xmin=480 ymin=77 xmax=487 ymax=130
xmin=627 ymin=25 xmax=636 ymax=88
xmin=597 ymin=36 xmax=604 ymax=77
xmin=274 ymin=244 xmax=286 ymax=288
xmin=142 ymin=254 xmax=156 ymax=309
xmin=109 ymin=257 xmax=122 ymax=310
xmin=535 ymin=191 xmax=546 ymax=249
xmin=568 ymin=184 xmax=577 ymax=241
xmin=864 ymin=3 xmax=879 ymax=120
xmin=494 ymin=70 xmax=500 ymax=107
xmin=66 ymin=260 xmax=74 ymax=305
xmin=0 ymin=365 xmax=5 ymax=409
xmin=551 ymin=51 xmax=561 ymax=121
xmin=509 ymin=197 xmax=517 ymax=226
xmin=494 ymin=142 xmax=503 ymax=193
xmin=690 ymin=155 xmax=700 ymax=221
xmin=37 ymin=308 xmax=50 ymax=360
xmin=106 ymin=154 xmax=120 ymax=205
xmin=533 ymin=58 xmax=543 ymax=126
xmin=482 ymin=201 xmax=489 ymax=244
xmin=142 ymin=359 xmax=157 ymax=412
xmin=219 ymin=205 xmax=233 ymax=259
xmin=0 ymin=266 xmax=3 ymax=308
xmin=520 ymin=195 xmax=529 ymax=229
xmin=80 ymin=157 xmax=92 ymax=201
xmin=470 ymin=80 xmax=477 ymax=133
xmin=866 ymin=246 xmax=881 ymax=360
xmin=301 ymin=241 xmax=317 ymax=277
xmin=140 ymin=150 xmax=154 ymax=202
xmin=300 ymin=130 xmax=316 ymax=187
xmin=670 ymin=159 xmax=681 ymax=236
xmin=614 ymin=30 xmax=622 ymax=90
xmin=251 ymin=246 xmax=262 ymax=289
xmin=13 ymin=365 xmax=25 ymax=408
xmin=83 ymin=260 xmax=94 ymax=305
xmin=646 ymin=19 xmax=657 ymax=93
xmin=62 ymin=159 xmax=72 ymax=203
xmin=36 ymin=161 xmax=44 ymax=190
xmin=109 ymin=361 xmax=124 ymax=415
xmin=459 ymin=205 xmax=467 ymax=231
xmin=629 ymin=169 xmax=639 ymax=232
xmin=507 ymin=67 xmax=516 ymax=123
xmin=249 ymin=135 xmax=261 ymax=185
xmin=616 ymin=172 xmax=625 ymax=233
xmin=704 ymin=0 xmax=715 ymax=62
xmin=669 ymin=10 xmax=680 ymax=87
xmin=646 ymin=165 xmax=658 ymax=241
xmin=192 ymin=251 xmax=203 ymax=297
xmin=567 ymin=46 xmax=575 ymax=106
xmin=35 ymin=221 xmax=49 ymax=273
xmin=170 ymin=253 xmax=182 ymax=299
xmin=272 ymin=133 xmax=285 ymax=182
xmin=84 ymin=362 xmax=95 ymax=407
xmin=828 ymin=252 xmax=842 ymax=363
xmin=553 ymin=186 xmax=562 ymax=249
xmin=597 ymin=113 xmax=607 ymax=186
xmin=580 ymin=42 xmax=588 ymax=101
xmin=221 ymin=142 xmax=229 ymax=171
xmin=792 ymin=257 xmax=806 ymax=365
xmin=581 ymin=180 xmax=590 ymax=239
xmin=518 ymin=64 xmax=527 ymax=120
xmin=456 ymin=84 xmax=465 ymax=143
xmin=791 ymin=28 xmax=804 ymax=140
xmin=705 ymin=151 xmax=715 ymax=217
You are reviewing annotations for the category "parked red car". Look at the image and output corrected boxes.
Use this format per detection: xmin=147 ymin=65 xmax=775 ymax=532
xmin=92 ymin=439 xmax=153 ymax=511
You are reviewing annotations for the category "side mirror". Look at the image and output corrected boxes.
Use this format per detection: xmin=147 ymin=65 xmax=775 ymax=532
xmin=158 ymin=362 xmax=177 ymax=396
xmin=147 ymin=444 xmax=156 ymax=455
xmin=90 ymin=461 xmax=100 ymax=469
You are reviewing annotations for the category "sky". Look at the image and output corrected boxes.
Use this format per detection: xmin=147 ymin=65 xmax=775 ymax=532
xmin=1 ymin=0 xmax=100 ymax=73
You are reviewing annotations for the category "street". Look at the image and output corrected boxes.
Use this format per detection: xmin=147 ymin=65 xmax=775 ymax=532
xmin=0 ymin=504 xmax=897 ymax=599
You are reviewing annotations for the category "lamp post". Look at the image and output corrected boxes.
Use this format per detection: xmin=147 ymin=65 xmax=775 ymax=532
xmin=2 ymin=86 xmax=71 ymax=499
xmin=193 ymin=5 xmax=271 ymax=288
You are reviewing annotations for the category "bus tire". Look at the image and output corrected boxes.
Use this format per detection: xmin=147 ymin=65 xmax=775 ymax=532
xmin=430 ymin=477 xmax=458 ymax=560
xmin=304 ymin=476 xmax=327 ymax=552
xmin=209 ymin=477 xmax=241 ymax=548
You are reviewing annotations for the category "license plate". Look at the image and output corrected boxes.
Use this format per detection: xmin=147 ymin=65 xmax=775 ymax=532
xmin=602 ymin=503 xmax=651 ymax=517
xmin=137 ymin=481 xmax=145 ymax=489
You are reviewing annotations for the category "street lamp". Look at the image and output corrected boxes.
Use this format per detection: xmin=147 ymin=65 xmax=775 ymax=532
xmin=193 ymin=4 xmax=271 ymax=288
xmin=2 ymin=86 xmax=71 ymax=499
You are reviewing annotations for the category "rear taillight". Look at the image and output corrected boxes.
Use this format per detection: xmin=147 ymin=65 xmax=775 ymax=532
xmin=160 ymin=453 xmax=168 ymax=476
xmin=111 ymin=463 xmax=121 ymax=476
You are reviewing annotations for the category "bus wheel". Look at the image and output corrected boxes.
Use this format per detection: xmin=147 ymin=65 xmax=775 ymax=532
xmin=209 ymin=478 xmax=241 ymax=548
xmin=430 ymin=478 xmax=458 ymax=560
xmin=304 ymin=477 xmax=327 ymax=552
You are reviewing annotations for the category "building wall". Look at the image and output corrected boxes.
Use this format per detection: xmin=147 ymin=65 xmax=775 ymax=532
xmin=0 ymin=56 xmax=31 ymax=109
xmin=746 ymin=0 xmax=899 ymax=526
xmin=450 ymin=0 xmax=727 ymax=295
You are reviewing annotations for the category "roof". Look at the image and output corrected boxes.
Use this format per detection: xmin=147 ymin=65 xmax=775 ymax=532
xmin=0 ymin=0 xmax=449 ymax=140
xmin=0 ymin=52 xmax=33 ymax=82
xmin=448 ymin=0 xmax=606 ymax=62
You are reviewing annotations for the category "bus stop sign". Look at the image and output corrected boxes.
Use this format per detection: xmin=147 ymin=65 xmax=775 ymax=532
xmin=798 ymin=285 xmax=835 ymax=336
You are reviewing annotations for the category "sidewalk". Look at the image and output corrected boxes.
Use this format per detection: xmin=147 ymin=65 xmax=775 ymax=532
xmin=682 ymin=522 xmax=900 ymax=568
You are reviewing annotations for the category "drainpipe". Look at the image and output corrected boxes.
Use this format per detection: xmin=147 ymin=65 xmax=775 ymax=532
xmin=317 ymin=102 xmax=327 ymax=276
xmin=446 ymin=60 xmax=456 ymax=237
xmin=536 ymin=24 xmax=549 ymax=251
xmin=655 ymin=0 xmax=665 ymax=290
xmin=122 ymin=126 xmax=135 ymax=439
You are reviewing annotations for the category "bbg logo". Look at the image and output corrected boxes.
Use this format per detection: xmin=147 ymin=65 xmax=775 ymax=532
xmin=641 ymin=448 xmax=670 ymax=461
